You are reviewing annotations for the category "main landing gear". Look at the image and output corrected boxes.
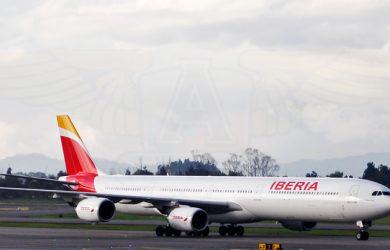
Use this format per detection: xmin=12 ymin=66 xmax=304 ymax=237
xmin=155 ymin=225 xmax=210 ymax=237
xmin=219 ymin=225 xmax=245 ymax=237
xmin=185 ymin=227 xmax=210 ymax=237
xmin=355 ymin=220 xmax=371 ymax=241
xmin=155 ymin=225 xmax=181 ymax=237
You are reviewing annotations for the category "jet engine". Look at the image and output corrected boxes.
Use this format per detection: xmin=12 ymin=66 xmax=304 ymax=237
xmin=167 ymin=207 xmax=208 ymax=232
xmin=279 ymin=220 xmax=317 ymax=231
xmin=75 ymin=197 xmax=115 ymax=222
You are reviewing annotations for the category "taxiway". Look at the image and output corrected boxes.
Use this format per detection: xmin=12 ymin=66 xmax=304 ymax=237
xmin=0 ymin=227 xmax=389 ymax=250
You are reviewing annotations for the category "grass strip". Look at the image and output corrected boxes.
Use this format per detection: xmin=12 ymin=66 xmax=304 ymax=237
xmin=36 ymin=212 xmax=164 ymax=221
xmin=0 ymin=222 xmax=155 ymax=231
xmin=1 ymin=222 xmax=390 ymax=237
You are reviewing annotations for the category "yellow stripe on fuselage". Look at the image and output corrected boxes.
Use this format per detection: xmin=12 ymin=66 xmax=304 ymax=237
xmin=57 ymin=115 xmax=82 ymax=140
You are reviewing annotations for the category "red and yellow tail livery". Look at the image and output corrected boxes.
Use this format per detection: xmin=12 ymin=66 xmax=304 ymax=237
xmin=57 ymin=115 xmax=98 ymax=192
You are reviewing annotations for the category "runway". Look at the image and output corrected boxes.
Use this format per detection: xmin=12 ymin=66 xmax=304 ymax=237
xmin=0 ymin=227 xmax=389 ymax=250
xmin=2 ymin=216 xmax=390 ymax=231
xmin=0 ymin=203 xmax=389 ymax=249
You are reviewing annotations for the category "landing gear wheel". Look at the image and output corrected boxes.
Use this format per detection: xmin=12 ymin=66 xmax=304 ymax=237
xmin=164 ymin=226 xmax=173 ymax=237
xmin=356 ymin=230 xmax=369 ymax=240
xmin=155 ymin=225 xmax=164 ymax=237
xmin=185 ymin=232 xmax=193 ymax=237
xmin=363 ymin=231 xmax=369 ymax=240
xmin=355 ymin=220 xmax=371 ymax=241
xmin=173 ymin=229 xmax=181 ymax=237
xmin=362 ymin=231 xmax=369 ymax=240
xmin=227 ymin=225 xmax=236 ymax=236
xmin=236 ymin=226 xmax=244 ymax=237
xmin=356 ymin=231 xmax=363 ymax=240
xmin=219 ymin=226 xmax=227 ymax=236
xmin=201 ymin=227 xmax=210 ymax=237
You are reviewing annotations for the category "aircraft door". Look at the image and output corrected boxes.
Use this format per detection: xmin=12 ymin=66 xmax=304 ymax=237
xmin=343 ymin=185 xmax=361 ymax=219
xmin=349 ymin=185 xmax=360 ymax=197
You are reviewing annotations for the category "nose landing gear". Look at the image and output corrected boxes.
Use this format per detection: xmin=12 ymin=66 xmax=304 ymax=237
xmin=355 ymin=220 xmax=371 ymax=241
xmin=356 ymin=230 xmax=369 ymax=240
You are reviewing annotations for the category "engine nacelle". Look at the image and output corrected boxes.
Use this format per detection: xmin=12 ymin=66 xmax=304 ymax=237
xmin=75 ymin=198 xmax=115 ymax=222
xmin=167 ymin=207 xmax=208 ymax=232
xmin=280 ymin=220 xmax=317 ymax=231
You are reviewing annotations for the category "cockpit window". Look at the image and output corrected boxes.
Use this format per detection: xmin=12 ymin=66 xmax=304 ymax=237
xmin=371 ymin=191 xmax=390 ymax=196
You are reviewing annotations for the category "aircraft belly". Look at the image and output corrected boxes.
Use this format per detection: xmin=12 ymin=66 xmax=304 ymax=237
xmin=246 ymin=198 xmax=345 ymax=221
xmin=209 ymin=209 xmax=259 ymax=224
xmin=115 ymin=203 xmax=162 ymax=216
xmin=343 ymin=200 xmax=390 ymax=221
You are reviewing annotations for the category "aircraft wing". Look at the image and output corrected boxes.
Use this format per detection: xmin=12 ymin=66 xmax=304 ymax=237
xmin=0 ymin=174 xmax=76 ymax=186
xmin=0 ymin=186 xmax=242 ymax=214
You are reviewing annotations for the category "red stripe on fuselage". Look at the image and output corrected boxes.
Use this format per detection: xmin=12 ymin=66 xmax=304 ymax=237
xmin=65 ymin=173 xmax=96 ymax=192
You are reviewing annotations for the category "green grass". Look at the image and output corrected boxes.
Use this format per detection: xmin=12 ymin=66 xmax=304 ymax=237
xmin=0 ymin=198 xmax=64 ymax=206
xmin=44 ymin=213 xmax=390 ymax=226
xmin=1 ymin=222 xmax=390 ymax=237
xmin=241 ymin=227 xmax=390 ymax=237
xmin=373 ymin=216 xmax=390 ymax=225
xmin=0 ymin=222 xmax=155 ymax=231
xmin=37 ymin=212 xmax=164 ymax=221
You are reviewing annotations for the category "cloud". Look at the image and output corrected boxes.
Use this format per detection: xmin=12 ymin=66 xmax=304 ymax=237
xmin=3 ymin=0 xmax=388 ymax=51
xmin=0 ymin=0 xmax=389 ymax=168
xmin=0 ymin=121 xmax=16 ymax=156
xmin=384 ymin=40 xmax=390 ymax=52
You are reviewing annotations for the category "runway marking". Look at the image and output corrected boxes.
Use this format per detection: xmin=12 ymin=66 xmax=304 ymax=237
xmin=0 ymin=207 xmax=29 ymax=211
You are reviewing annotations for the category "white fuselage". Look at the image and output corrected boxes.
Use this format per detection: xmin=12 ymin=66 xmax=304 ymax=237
xmin=94 ymin=176 xmax=390 ymax=224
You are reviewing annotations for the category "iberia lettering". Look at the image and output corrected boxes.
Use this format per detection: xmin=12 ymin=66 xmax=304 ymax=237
xmin=269 ymin=181 xmax=318 ymax=191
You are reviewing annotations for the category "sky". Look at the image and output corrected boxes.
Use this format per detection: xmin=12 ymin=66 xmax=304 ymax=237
xmin=0 ymin=0 xmax=390 ymax=170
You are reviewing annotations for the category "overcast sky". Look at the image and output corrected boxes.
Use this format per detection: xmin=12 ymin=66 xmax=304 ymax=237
xmin=0 ymin=0 xmax=389 ymax=168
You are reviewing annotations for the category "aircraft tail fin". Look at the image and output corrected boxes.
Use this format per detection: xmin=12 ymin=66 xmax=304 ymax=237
xmin=57 ymin=115 xmax=99 ymax=176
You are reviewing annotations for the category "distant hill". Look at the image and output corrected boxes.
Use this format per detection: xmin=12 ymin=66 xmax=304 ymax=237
xmin=280 ymin=152 xmax=390 ymax=178
xmin=0 ymin=153 xmax=132 ymax=175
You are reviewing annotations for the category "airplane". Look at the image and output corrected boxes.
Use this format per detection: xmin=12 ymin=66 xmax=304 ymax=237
xmin=1 ymin=115 xmax=390 ymax=241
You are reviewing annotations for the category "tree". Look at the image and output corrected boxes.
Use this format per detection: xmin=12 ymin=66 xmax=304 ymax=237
xmin=125 ymin=168 xmax=131 ymax=175
xmin=156 ymin=165 xmax=168 ymax=175
xmin=6 ymin=167 xmax=12 ymax=175
xmin=57 ymin=170 xmax=67 ymax=179
xmin=378 ymin=164 xmax=390 ymax=185
xmin=191 ymin=150 xmax=217 ymax=165
xmin=222 ymin=153 xmax=243 ymax=176
xmin=241 ymin=148 xmax=279 ymax=176
xmin=227 ymin=170 xmax=243 ymax=176
xmin=363 ymin=162 xmax=390 ymax=188
xmin=326 ymin=171 xmax=343 ymax=178
xmin=306 ymin=171 xmax=318 ymax=178
xmin=158 ymin=153 xmax=223 ymax=176
xmin=363 ymin=162 xmax=377 ymax=180
xmin=133 ymin=166 xmax=153 ymax=175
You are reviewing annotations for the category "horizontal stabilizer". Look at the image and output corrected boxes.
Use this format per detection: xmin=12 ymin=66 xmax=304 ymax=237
xmin=0 ymin=174 xmax=77 ymax=186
